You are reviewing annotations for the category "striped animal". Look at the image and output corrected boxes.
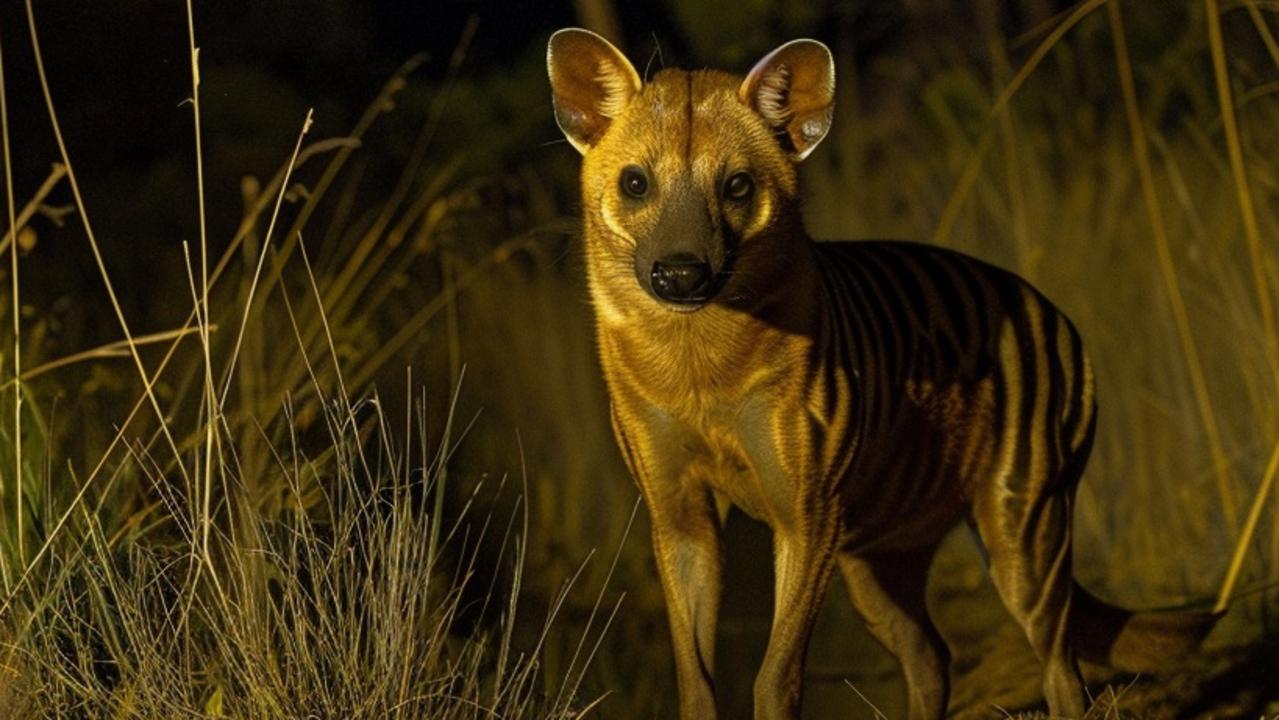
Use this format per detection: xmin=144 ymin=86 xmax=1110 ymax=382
xmin=546 ymin=28 xmax=1216 ymax=720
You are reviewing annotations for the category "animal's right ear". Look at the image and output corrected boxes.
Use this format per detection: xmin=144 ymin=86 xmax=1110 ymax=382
xmin=547 ymin=28 xmax=641 ymax=154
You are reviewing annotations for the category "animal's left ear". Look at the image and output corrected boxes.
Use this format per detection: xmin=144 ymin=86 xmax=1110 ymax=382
xmin=739 ymin=39 xmax=835 ymax=161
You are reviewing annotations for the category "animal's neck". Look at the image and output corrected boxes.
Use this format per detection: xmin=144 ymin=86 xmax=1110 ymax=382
xmin=592 ymin=235 xmax=823 ymax=416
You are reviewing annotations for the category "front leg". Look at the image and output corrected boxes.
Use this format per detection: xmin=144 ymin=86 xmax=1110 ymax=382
xmin=610 ymin=400 xmax=723 ymax=719
xmin=754 ymin=512 xmax=839 ymax=720
xmin=649 ymin=485 xmax=724 ymax=719
xmin=736 ymin=395 xmax=842 ymax=720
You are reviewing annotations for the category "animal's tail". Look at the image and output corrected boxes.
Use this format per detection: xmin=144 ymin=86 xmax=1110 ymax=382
xmin=1068 ymin=581 xmax=1222 ymax=672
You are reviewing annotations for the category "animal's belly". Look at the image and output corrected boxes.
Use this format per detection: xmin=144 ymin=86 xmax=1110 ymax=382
xmin=838 ymin=379 xmax=999 ymax=553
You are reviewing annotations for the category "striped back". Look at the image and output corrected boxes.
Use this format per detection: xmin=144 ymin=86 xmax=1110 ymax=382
xmin=815 ymin=241 xmax=1097 ymax=543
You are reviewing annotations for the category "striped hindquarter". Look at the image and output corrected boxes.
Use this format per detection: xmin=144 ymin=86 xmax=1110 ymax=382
xmin=815 ymin=241 xmax=1101 ymax=718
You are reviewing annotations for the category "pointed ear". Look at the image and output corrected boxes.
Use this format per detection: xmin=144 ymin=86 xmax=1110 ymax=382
xmin=547 ymin=28 xmax=641 ymax=154
xmin=738 ymin=39 xmax=835 ymax=161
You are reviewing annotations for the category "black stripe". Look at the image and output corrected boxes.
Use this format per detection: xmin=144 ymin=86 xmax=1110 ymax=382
xmin=950 ymin=253 xmax=997 ymax=374
xmin=830 ymin=248 xmax=890 ymax=432
xmin=820 ymin=261 xmax=851 ymax=422
xmin=908 ymin=248 xmax=967 ymax=376
xmin=897 ymin=430 xmax=939 ymax=511
xmin=876 ymin=245 xmax=932 ymax=339
xmin=1063 ymin=321 xmax=1087 ymax=450
xmin=1041 ymin=299 xmax=1065 ymax=477
xmin=1009 ymin=285 xmax=1040 ymax=487
xmin=855 ymin=247 xmax=908 ymax=386
xmin=991 ymin=362 xmax=1009 ymax=472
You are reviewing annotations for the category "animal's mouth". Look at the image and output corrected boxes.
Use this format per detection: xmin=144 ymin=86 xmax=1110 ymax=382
xmin=654 ymin=271 xmax=731 ymax=312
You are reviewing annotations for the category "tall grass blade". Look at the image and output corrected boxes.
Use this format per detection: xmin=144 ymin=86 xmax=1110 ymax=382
xmin=1215 ymin=433 xmax=1279 ymax=612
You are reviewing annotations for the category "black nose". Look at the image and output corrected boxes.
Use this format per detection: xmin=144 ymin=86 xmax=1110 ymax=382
xmin=651 ymin=254 xmax=714 ymax=303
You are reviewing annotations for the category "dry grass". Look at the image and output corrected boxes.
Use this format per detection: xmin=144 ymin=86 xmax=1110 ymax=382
xmin=0 ymin=4 xmax=611 ymax=719
xmin=1 ymin=391 xmax=600 ymax=718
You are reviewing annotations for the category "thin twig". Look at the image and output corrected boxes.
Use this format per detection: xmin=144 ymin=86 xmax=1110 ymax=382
xmin=0 ymin=165 xmax=66 ymax=256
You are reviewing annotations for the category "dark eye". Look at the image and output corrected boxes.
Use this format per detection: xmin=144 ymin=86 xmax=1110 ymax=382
xmin=725 ymin=172 xmax=753 ymax=201
xmin=620 ymin=165 xmax=649 ymax=198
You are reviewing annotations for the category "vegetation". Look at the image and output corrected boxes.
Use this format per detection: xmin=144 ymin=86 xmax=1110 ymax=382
xmin=1 ymin=1 xmax=1278 ymax=718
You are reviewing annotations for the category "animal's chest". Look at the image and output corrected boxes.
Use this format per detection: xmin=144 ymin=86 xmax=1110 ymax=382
xmin=688 ymin=396 xmax=793 ymax=524
xmin=612 ymin=375 xmax=819 ymax=527
xmin=602 ymin=319 xmax=834 ymax=525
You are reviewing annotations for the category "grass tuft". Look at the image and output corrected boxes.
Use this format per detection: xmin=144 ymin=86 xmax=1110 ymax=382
xmin=1 ymin=388 xmax=594 ymax=718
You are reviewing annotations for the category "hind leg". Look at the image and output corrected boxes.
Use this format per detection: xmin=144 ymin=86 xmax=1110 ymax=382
xmin=974 ymin=485 xmax=1085 ymax=718
xmin=838 ymin=545 xmax=950 ymax=720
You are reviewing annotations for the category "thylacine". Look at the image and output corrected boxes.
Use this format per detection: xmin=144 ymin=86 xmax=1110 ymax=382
xmin=547 ymin=28 xmax=1217 ymax=720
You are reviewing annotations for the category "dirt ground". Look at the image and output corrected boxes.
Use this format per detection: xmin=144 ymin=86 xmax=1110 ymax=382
xmin=946 ymin=610 xmax=1278 ymax=719
xmin=850 ymin=532 xmax=1277 ymax=719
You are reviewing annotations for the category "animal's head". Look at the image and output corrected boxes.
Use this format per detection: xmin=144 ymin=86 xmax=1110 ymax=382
xmin=547 ymin=29 xmax=834 ymax=316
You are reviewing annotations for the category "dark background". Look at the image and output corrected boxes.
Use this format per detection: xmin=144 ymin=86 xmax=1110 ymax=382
xmin=0 ymin=0 xmax=1081 ymax=340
